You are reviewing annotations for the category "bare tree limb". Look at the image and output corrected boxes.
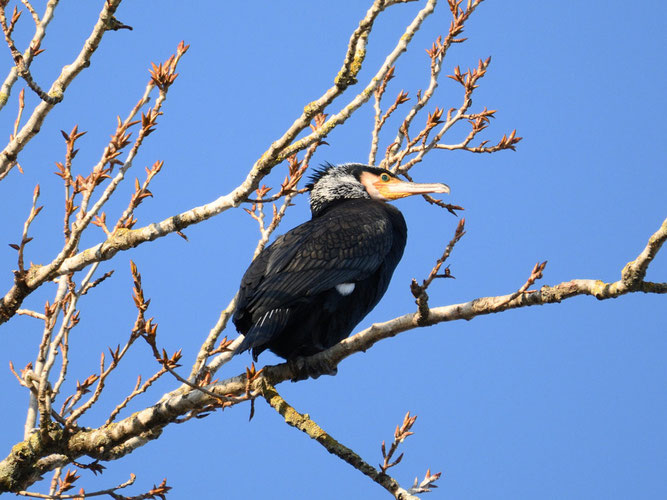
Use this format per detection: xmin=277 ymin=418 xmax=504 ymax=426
xmin=1 ymin=1 xmax=663 ymax=497
xmin=0 ymin=0 xmax=439 ymax=327
xmin=0 ymin=0 xmax=59 ymax=113
xmin=2 ymin=214 xmax=663 ymax=493
xmin=0 ymin=0 xmax=125 ymax=180
xmin=261 ymin=381 xmax=418 ymax=500
xmin=621 ymin=217 xmax=667 ymax=288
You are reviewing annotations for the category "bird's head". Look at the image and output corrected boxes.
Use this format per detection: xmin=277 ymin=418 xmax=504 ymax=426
xmin=307 ymin=163 xmax=450 ymax=216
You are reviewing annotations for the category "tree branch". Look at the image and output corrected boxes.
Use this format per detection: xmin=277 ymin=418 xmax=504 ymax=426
xmin=3 ymin=215 xmax=663 ymax=493
xmin=261 ymin=381 xmax=417 ymax=500
xmin=0 ymin=0 xmax=59 ymax=113
xmin=0 ymin=0 xmax=125 ymax=180
xmin=0 ymin=0 xmax=439 ymax=327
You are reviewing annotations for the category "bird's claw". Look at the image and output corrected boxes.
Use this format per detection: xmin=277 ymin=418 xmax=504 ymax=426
xmin=288 ymin=356 xmax=338 ymax=381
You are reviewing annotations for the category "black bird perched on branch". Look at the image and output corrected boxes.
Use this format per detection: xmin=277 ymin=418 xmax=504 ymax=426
xmin=233 ymin=163 xmax=449 ymax=368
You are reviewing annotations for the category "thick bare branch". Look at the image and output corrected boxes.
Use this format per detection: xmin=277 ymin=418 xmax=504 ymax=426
xmin=261 ymin=382 xmax=417 ymax=500
xmin=1 ymin=1 xmax=662 ymax=497
xmin=621 ymin=217 xmax=667 ymax=287
xmin=0 ymin=0 xmax=437 ymax=327
xmin=3 ymin=215 xmax=663 ymax=493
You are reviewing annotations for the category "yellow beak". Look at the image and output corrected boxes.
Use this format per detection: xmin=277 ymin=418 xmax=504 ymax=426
xmin=375 ymin=178 xmax=450 ymax=201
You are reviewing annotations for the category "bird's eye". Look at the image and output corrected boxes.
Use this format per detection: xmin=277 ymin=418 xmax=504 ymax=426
xmin=380 ymin=173 xmax=390 ymax=182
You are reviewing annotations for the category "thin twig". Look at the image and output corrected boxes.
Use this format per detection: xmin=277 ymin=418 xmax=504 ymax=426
xmin=16 ymin=308 xmax=46 ymax=321
xmin=17 ymin=473 xmax=137 ymax=499
xmin=411 ymin=218 xmax=466 ymax=324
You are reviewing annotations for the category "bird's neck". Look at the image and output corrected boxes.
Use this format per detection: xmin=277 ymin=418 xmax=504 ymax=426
xmin=310 ymin=197 xmax=351 ymax=217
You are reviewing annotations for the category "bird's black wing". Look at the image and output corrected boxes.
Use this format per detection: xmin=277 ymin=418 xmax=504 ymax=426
xmin=234 ymin=203 xmax=394 ymax=350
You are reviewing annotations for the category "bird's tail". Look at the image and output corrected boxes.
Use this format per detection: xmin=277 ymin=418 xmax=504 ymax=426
xmin=236 ymin=308 xmax=289 ymax=359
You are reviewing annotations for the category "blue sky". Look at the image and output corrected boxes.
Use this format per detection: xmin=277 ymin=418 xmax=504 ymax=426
xmin=1 ymin=1 xmax=666 ymax=499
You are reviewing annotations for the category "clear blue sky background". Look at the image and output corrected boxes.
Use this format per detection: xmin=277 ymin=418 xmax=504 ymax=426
xmin=1 ymin=1 xmax=666 ymax=499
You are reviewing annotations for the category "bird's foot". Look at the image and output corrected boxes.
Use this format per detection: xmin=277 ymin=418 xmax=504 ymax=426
xmin=288 ymin=356 xmax=338 ymax=381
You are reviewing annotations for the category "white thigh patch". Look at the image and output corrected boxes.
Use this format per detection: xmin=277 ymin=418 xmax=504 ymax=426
xmin=335 ymin=283 xmax=355 ymax=296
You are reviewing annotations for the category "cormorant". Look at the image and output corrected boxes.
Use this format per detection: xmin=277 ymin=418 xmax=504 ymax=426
xmin=233 ymin=163 xmax=449 ymax=365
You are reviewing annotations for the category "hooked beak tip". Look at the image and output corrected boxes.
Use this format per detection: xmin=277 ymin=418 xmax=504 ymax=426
xmin=436 ymin=183 xmax=450 ymax=194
